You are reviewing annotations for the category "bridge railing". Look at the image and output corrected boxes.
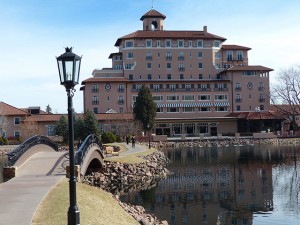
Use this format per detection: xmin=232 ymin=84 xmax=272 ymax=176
xmin=7 ymin=135 xmax=59 ymax=166
xmin=75 ymin=134 xmax=104 ymax=166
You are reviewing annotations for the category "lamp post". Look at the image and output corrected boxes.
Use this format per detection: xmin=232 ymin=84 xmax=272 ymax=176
xmin=147 ymin=123 xmax=151 ymax=149
xmin=56 ymin=47 xmax=81 ymax=225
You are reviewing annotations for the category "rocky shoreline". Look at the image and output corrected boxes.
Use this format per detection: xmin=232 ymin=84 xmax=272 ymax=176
xmin=153 ymin=137 xmax=300 ymax=149
xmin=83 ymin=150 xmax=170 ymax=225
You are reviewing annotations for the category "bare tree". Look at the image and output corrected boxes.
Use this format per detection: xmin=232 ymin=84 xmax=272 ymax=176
xmin=21 ymin=120 xmax=39 ymax=139
xmin=271 ymin=66 xmax=300 ymax=130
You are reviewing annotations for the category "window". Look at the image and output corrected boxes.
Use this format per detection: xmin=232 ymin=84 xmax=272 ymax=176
xmin=125 ymin=40 xmax=133 ymax=48
xmin=115 ymin=55 xmax=122 ymax=61
xmin=178 ymin=40 xmax=184 ymax=47
xmin=146 ymin=39 xmax=152 ymax=47
xmin=199 ymin=74 xmax=203 ymax=79
xmin=92 ymin=96 xmax=99 ymax=105
xmin=92 ymin=84 xmax=99 ymax=93
xmin=167 ymin=107 xmax=179 ymax=112
xmin=14 ymin=117 xmax=21 ymax=125
xmin=198 ymin=51 xmax=203 ymax=58
xmin=215 ymin=94 xmax=227 ymax=100
xmin=153 ymin=95 xmax=163 ymax=101
xmin=167 ymin=63 xmax=172 ymax=69
xmin=180 ymin=74 xmax=184 ymax=80
xmin=198 ymin=95 xmax=210 ymax=100
xmin=189 ymin=40 xmax=193 ymax=47
xmin=214 ymin=41 xmax=220 ymax=47
xmin=183 ymin=107 xmax=194 ymax=112
xmin=198 ymin=63 xmax=203 ymax=69
xmin=236 ymin=94 xmax=241 ymax=102
xmin=243 ymin=70 xmax=257 ymax=76
xmin=178 ymin=51 xmax=184 ymax=60
xmin=167 ymin=95 xmax=179 ymax=101
xmin=157 ymin=40 xmax=161 ymax=47
xmin=236 ymin=105 xmax=241 ymax=111
xmin=237 ymin=50 xmax=243 ymax=60
xmin=147 ymin=74 xmax=152 ymax=80
xmin=114 ymin=65 xmax=122 ymax=70
xmin=119 ymin=107 xmax=123 ymax=113
xmin=215 ymin=52 xmax=221 ymax=59
xmin=118 ymin=84 xmax=124 ymax=92
xmin=165 ymin=39 xmax=171 ymax=47
xmin=215 ymin=106 xmax=228 ymax=112
xmin=118 ymin=96 xmax=124 ymax=104
xmin=93 ymin=107 xmax=98 ymax=114
xmin=167 ymin=74 xmax=172 ymax=80
xmin=197 ymin=40 xmax=203 ymax=47
xmin=156 ymin=107 xmax=163 ymax=113
xmin=47 ymin=125 xmax=56 ymax=136
xmin=125 ymin=63 xmax=134 ymax=70
xmin=227 ymin=50 xmax=233 ymax=61
xmin=14 ymin=131 xmax=21 ymax=138
xmin=129 ymin=74 xmax=133 ymax=80
xmin=126 ymin=52 xmax=133 ymax=59
xmin=235 ymin=83 xmax=241 ymax=91
xmin=199 ymin=107 xmax=211 ymax=112
xmin=182 ymin=95 xmax=194 ymax=101
xmin=147 ymin=63 xmax=152 ymax=69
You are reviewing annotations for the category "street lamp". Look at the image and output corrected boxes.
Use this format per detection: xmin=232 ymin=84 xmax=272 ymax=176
xmin=147 ymin=123 xmax=151 ymax=149
xmin=56 ymin=47 xmax=81 ymax=225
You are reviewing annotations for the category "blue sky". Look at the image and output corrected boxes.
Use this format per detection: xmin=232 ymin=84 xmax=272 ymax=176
xmin=1 ymin=0 xmax=300 ymax=113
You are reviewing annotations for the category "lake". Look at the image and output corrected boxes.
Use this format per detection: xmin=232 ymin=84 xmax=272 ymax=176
xmin=121 ymin=144 xmax=300 ymax=225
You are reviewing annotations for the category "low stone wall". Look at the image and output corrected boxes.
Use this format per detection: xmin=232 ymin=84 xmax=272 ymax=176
xmin=83 ymin=150 xmax=170 ymax=225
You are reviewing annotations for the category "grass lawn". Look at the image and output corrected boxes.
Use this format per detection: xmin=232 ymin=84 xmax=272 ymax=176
xmin=31 ymin=178 xmax=139 ymax=225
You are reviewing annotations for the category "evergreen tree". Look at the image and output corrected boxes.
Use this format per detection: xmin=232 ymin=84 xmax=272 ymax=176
xmin=74 ymin=116 xmax=85 ymax=141
xmin=133 ymin=85 xmax=157 ymax=132
xmin=55 ymin=115 xmax=68 ymax=143
xmin=82 ymin=110 xmax=100 ymax=138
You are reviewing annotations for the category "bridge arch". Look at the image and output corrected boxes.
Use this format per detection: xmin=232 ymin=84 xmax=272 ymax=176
xmin=75 ymin=134 xmax=105 ymax=176
xmin=7 ymin=135 xmax=58 ymax=167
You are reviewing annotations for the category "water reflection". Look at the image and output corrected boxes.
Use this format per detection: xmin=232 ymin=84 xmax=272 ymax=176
xmin=121 ymin=144 xmax=300 ymax=225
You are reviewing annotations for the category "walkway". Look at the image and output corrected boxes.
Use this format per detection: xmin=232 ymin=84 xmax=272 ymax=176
xmin=0 ymin=143 xmax=147 ymax=225
xmin=0 ymin=151 xmax=67 ymax=225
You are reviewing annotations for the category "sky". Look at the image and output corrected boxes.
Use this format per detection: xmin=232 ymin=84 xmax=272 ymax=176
xmin=1 ymin=0 xmax=300 ymax=113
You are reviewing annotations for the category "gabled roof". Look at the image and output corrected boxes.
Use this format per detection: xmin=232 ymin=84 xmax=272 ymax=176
xmin=227 ymin=111 xmax=285 ymax=120
xmin=115 ymin=30 xmax=226 ymax=46
xmin=0 ymin=102 xmax=28 ymax=116
xmin=222 ymin=44 xmax=251 ymax=51
xmin=140 ymin=9 xmax=166 ymax=20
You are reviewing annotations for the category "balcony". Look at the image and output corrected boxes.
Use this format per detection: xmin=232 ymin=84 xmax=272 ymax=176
xmin=235 ymin=98 xmax=242 ymax=103
xmin=178 ymin=56 xmax=185 ymax=61
xmin=146 ymin=56 xmax=153 ymax=61
xmin=227 ymin=57 xmax=244 ymax=61
xmin=178 ymin=67 xmax=185 ymax=72
xmin=92 ymin=88 xmax=99 ymax=93
xmin=118 ymin=88 xmax=124 ymax=93
xmin=235 ymin=87 xmax=241 ymax=91
xmin=214 ymin=88 xmax=228 ymax=92
xmin=197 ymin=88 xmax=212 ymax=92
xmin=259 ymin=98 xmax=265 ymax=102
xmin=258 ymin=86 xmax=265 ymax=91
xmin=165 ymin=56 xmax=172 ymax=61
xmin=92 ymin=100 xmax=99 ymax=105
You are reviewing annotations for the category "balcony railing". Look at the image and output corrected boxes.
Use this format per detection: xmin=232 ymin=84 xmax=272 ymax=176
xmin=178 ymin=56 xmax=185 ymax=61
xmin=118 ymin=100 xmax=124 ymax=105
xmin=235 ymin=98 xmax=242 ymax=103
xmin=92 ymin=100 xmax=99 ymax=105
xmin=118 ymin=88 xmax=124 ymax=93
xmin=258 ymin=86 xmax=265 ymax=91
xmin=92 ymin=88 xmax=99 ymax=93
xmin=178 ymin=67 xmax=185 ymax=72
xmin=146 ymin=56 xmax=153 ymax=61
xmin=165 ymin=56 xmax=172 ymax=61
xmin=259 ymin=98 xmax=265 ymax=102
xmin=227 ymin=57 xmax=244 ymax=61
xmin=214 ymin=88 xmax=228 ymax=92
xmin=235 ymin=87 xmax=241 ymax=91
xmin=197 ymin=88 xmax=212 ymax=92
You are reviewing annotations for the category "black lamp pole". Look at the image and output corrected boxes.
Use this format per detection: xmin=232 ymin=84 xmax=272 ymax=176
xmin=147 ymin=124 xmax=151 ymax=149
xmin=56 ymin=47 xmax=81 ymax=225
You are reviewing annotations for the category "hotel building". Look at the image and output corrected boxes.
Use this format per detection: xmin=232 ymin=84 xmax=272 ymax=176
xmin=81 ymin=9 xmax=275 ymax=137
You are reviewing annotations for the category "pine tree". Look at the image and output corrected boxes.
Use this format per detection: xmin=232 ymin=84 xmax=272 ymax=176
xmin=45 ymin=104 xmax=52 ymax=114
xmin=55 ymin=115 xmax=68 ymax=143
xmin=82 ymin=110 xmax=100 ymax=138
xmin=133 ymin=85 xmax=157 ymax=132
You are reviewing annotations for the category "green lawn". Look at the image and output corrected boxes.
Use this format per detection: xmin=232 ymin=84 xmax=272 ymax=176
xmin=31 ymin=178 xmax=139 ymax=225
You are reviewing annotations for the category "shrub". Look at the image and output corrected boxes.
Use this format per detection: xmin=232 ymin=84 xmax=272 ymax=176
xmin=101 ymin=132 xmax=117 ymax=144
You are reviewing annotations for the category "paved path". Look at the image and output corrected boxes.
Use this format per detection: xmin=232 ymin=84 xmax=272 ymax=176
xmin=0 ymin=143 xmax=147 ymax=225
xmin=0 ymin=151 xmax=67 ymax=225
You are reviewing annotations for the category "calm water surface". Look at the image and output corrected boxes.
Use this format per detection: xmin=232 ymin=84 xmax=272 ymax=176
xmin=121 ymin=144 xmax=300 ymax=225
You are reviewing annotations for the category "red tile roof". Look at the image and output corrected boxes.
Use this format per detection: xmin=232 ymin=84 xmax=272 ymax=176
xmin=0 ymin=102 xmax=28 ymax=116
xmin=140 ymin=9 xmax=166 ymax=20
xmin=227 ymin=65 xmax=273 ymax=72
xmin=115 ymin=30 xmax=226 ymax=46
xmin=23 ymin=114 xmax=65 ymax=122
xmin=81 ymin=77 xmax=129 ymax=85
xmin=227 ymin=111 xmax=285 ymax=120
xmin=95 ymin=113 xmax=133 ymax=121
xmin=222 ymin=44 xmax=251 ymax=50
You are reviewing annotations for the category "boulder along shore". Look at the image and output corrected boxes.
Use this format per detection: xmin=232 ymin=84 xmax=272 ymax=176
xmin=83 ymin=149 xmax=170 ymax=225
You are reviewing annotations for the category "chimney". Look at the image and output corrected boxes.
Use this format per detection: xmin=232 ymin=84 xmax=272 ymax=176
xmin=203 ymin=26 xmax=207 ymax=35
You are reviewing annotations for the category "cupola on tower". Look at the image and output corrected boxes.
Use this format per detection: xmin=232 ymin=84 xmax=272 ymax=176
xmin=140 ymin=9 xmax=166 ymax=31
